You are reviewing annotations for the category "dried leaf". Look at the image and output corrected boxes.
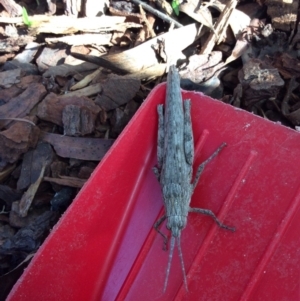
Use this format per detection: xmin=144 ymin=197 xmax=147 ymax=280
xmin=224 ymin=37 xmax=249 ymax=65
xmin=18 ymin=166 xmax=46 ymax=217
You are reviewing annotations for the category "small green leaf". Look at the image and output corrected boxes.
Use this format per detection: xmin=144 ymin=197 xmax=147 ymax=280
xmin=171 ymin=0 xmax=180 ymax=16
xmin=22 ymin=7 xmax=33 ymax=27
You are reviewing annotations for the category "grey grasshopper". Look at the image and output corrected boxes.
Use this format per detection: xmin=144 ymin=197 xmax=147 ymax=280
xmin=153 ymin=65 xmax=235 ymax=292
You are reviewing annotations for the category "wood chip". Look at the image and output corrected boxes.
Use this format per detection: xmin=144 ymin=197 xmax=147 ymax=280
xmin=37 ymin=92 xmax=101 ymax=126
xmin=44 ymin=176 xmax=86 ymax=188
xmin=0 ymin=119 xmax=40 ymax=167
xmin=40 ymin=132 xmax=114 ymax=161
xmin=0 ymin=83 xmax=47 ymax=130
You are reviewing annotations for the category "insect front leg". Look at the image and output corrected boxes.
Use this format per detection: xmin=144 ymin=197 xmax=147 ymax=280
xmin=183 ymin=100 xmax=194 ymax=165
xmin=189 ymin=207 xmax=235 ymax=231
xmin=154 ymin=214 xmax=168 ymax=250
xmin=153 ymin=105 xmax=165 ymax=180
xmin=192 ymin=142 xmax=226 ymax=191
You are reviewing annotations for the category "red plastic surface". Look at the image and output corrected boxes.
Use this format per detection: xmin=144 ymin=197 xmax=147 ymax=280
xmin=7 ymin=83 xmax=300 ymax=301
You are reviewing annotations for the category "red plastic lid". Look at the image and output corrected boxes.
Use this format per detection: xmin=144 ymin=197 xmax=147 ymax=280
xmin=7 ymin=83 xmax=300 ymax=300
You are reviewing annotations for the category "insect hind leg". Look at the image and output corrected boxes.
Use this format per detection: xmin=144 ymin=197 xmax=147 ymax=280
xmin=189 ymin=207 xmax=235 ymax=232
xmin=192 ymin=142 xmax=226 ymax=191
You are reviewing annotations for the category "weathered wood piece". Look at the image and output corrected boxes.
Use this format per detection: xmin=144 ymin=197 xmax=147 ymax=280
xmin=62 ymin=104 xmax=96 ymax=136
xmin=37 ymin=93 xmax=101 ymax=126
xmin=266 ymin=0 xmax=298 ymax=31
xmin=94 ymin=76 xmax=140 ymax=110
xmin=0 ymin=119 xmax=39 ymax=169
xmin=0 ymin=83 xmax=47 ymax=130
xmin=40 ymin=132 xmax=114 ymax=161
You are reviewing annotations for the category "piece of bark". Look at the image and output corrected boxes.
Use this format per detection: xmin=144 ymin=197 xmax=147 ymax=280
xmin=0 ymin=185 xmax=22 ymax=209
xmin=95 ymin=75 xmax=140 ymax=110
xmin=0 ymin=83 xmax=47 ymax=130
xmin=0 ymin=0 xmax=22 ymax=16
xmin=0 ymin=210 xmax=59 ymax=255
xmin=37 ymin=93 xmax=101 ymax=126
xmin=237 ymin=58 xmax=284 ymax=109
xmin=266 ymin=0 xmax=298 ymax=31
xmin=273 ymin=52 xmax=300 ymax=79
xmin=0 ymin=69 xmax=21 ymax=88
xmin=2 ymin=60 xmax=39 ymax=76
xmin=0 ymin=35 xmax=35 ymax=53
xmin=62 ymin=104 xmax=97 ymax=136
xmin=16 ymin=75 xmax=42 ymax=89
xmin=0 ymin=85 xmax=23 ymax=103
xmin=0 ymin=119 xmax=40 ymax=168
xmin=111 ymin=100 xmax=139 ymax=137
xmin=17 ymin=142 xmax=55 ymax=191
xmin=40 ymin=132 xmax=114 ymax=161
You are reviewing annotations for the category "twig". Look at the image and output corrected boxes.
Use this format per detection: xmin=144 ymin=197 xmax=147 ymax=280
xmin=200 ymin=0 xmax=238 ymax=54
xmin=131 ymin=0 xmax=183 ymax=28
xmin=0 ymin=117 xmax=36 ymax=126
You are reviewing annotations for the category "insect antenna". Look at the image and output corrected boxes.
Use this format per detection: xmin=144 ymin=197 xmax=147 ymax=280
xmin=163 ymin=235 xmax=175 ymax=292
xmin=177 ymin=233 xmax=188 ymax=291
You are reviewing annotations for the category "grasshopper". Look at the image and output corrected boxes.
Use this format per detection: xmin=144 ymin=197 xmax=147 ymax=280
xmin=153 ymin=65 xmax=235 ymax=292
